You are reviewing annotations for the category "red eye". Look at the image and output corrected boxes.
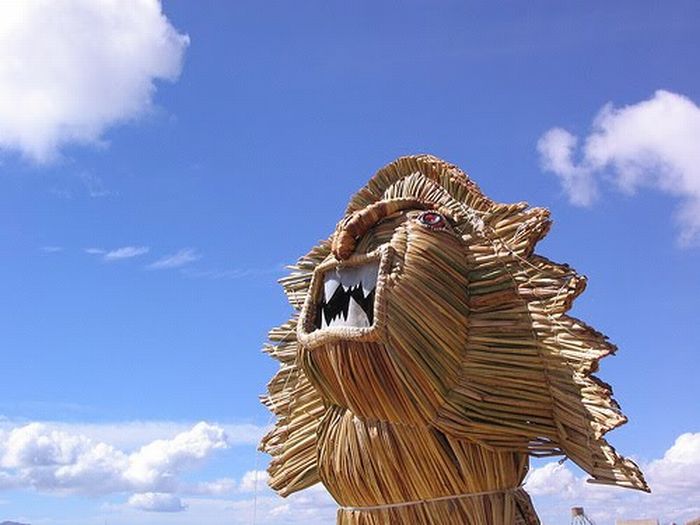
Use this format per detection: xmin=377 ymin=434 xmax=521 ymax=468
xmin=418 ymin=211 xmax=446 ymax=229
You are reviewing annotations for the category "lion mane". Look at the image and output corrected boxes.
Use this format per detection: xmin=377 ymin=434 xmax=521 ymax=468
xmin=260 ymin=154 xmax=648 ymax=505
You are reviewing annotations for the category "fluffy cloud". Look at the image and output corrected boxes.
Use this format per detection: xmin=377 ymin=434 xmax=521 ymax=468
xmin=646 ymin=432 xmax=700 ymax=495
xmin=525 ymin=432 xmax=700 ymax=524
xmin=124 ymin=423 xmax=227 ymax=491
xmin=238 ymin=470 xmax=268 ymax=493
xmin=0 ymin=419 xmax=266 ymax=451
xmin=148 ymin=248 xmax=201 ymax=270
xmin=538 ymin=90 xmax=700 ymax=245
xmin=0 ymin=422 xmax=228 ymax=503
xmin=0 ymin=0 xmax=189 ymax=163
xmin=128 ymin=492 xmax=187 ymax=512
xmin=4 ymin=423 xmax=696 ymax=523
xmin=524 ymin=461 xmax=576 ymax=497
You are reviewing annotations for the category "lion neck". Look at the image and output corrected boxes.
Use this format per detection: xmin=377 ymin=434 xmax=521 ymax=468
xmin=316 ymin=406 xmax=534 ymax=525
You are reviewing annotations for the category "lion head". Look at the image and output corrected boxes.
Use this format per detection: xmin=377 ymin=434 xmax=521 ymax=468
xmin=261 ymin=155 xmax=648 ymax=497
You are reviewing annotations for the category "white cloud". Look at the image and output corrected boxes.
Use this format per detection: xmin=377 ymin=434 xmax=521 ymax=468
xmin=128 ymin=492 xmax=187 ymax=512
xmin=86 ymin=246 xmax=150 ymax=261
xmin=185 ymin=477 xmax=237 ymax=496
xmin=100 ymin=491 xmax=337 ymax=525
xmin=104 ymin=246 xmax=150 ymax=261
xmin=0 ymin=419 xmax=266 ymax=451
xmin=0 ymin=421 xmax=229 ymax=498
xmin=0 ymin=0 xmax=189 ymax=163
xmin=538 ymin=90 xmax=700 ymax=245
xmin=524 ymin=461 xmax=576 ymax=497
xmin=5 ymin=422 xmax=694 ymax=524
xmin=181 ymin=264 xmax=285 ymax=280
xmin=537 ymin=128 xmax=598 ymax=206
xmin=40 ymin=246 xmax=63 ymax=253
xmin=124 ymin=423 xmax=227 ymax=491
xmin=238 ymin=470 xmax=268 ymax=493
xmin=646 ymin=432 xmax=700 ymax=495
xmin=148 ymin=248 xmax=201 ymax=270
xmin=524 ymin=432 xmax=700 ymax=524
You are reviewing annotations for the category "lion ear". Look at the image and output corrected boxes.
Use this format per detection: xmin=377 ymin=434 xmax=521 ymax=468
xmin=260 ymin=317 xmax=326 ymax=496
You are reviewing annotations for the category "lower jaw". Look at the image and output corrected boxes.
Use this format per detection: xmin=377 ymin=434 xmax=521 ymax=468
xmin=302 ymin=339 xmax=435 ymax=427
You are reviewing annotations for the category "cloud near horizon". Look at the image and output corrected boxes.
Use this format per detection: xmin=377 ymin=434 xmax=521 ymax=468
xmin=538 ymin=90 xmax=700 ymax=246
xmin=128 ymin=492 xmax=188 ymax=512
xmin=524 ymin=432 xmax=700 ymax=524
xmin=0 ymin=0 xmax=189 ymax=163
xmin=0 ymin=419 xmax=697 ymax=523
xmin=0 ymin=421 xmax=230 ymax=509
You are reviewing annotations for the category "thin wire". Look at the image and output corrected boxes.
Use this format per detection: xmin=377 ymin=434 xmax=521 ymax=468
xmin=454 ymin=203 xmax=586 ymax=343
xmin=252 ymin=318 xmax=304 ymax=524
xmin=340 ymin=486 xmax=521 ymax=512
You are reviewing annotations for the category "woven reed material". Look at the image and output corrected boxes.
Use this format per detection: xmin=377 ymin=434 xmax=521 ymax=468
xmin=337 ymin=488 xmax=538 ymax=525
xmin=260 ymin=155 xmax=649 ymax=525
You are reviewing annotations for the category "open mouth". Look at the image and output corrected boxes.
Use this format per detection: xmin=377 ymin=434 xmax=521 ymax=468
xmin=314 ymin=261 xmax=379 ymax=330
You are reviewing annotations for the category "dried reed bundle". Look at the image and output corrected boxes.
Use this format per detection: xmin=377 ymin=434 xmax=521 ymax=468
xmin=260 ymin=155 xmax=648 ymax=525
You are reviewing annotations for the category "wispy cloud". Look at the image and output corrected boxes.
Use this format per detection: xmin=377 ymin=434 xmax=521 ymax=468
xmin=148 ymin=248 xmax=201 ymax=270
xmin=85 ymin=246 xmax=150 ymax=261
xmin=40 ymin=246 xmax=63 ymax=253
xmin=103 ymin=246 xmax=150 ymax=261
xmin=79 ymin=173 xmax=114 ymax=198
xmin=50 ymin=187 xmax=73 ymax=199
xmin=538 ymin=90 xmax=700 ymax=246
xmin=180 ymin=264 xmax=285 ymax=280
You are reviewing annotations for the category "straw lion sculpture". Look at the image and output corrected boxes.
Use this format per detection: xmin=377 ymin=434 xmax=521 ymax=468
xmin=261 ymin=155 xmax=648 ymax=524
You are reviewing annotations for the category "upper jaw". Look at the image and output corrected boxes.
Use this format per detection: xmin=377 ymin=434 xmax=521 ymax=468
xmin=297 ymin=246 xmax=392 ymax=348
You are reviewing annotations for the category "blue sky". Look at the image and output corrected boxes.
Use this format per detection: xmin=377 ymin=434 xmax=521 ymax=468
xmin=0 ymin=1 xmax=699 ymax=524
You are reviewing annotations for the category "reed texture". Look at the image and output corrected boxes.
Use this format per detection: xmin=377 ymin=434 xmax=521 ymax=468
xmin=260 ymin=155 xmax=648 ymax=525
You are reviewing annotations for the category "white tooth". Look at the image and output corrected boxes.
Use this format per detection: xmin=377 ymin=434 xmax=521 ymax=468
xmin=324 ymin=273 xmax=341 ymax=301
xmin=360 ymin=262 xmax=379 ymax=297
xmin=321 ymin=309 xmax=328 ymax=329
xmin=330 ymin=311 xmax=345 ymax=328
xmin=347 ymin=297 xmax=370 ymax=327
xmin=337 ymin=262 xmax=379 ymax=297
xmin=339 ymin=266 xmax=361 ymax=290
